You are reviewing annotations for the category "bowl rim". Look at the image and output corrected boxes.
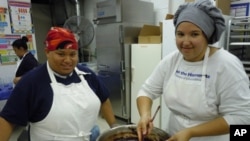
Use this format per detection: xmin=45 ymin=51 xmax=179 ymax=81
xmin=96 ymin=124 xmax=170 ymax=141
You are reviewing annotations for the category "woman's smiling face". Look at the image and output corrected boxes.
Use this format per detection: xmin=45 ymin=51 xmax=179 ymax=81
xmin=45 ymin=48 xmax=78 ymax=76
xmin=175 ymin=22 xmax=208 ymax=62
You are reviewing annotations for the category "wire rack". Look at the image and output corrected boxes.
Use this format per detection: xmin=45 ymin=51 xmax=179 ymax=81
xmin=226 ymin=16 xmax=250 ymax=82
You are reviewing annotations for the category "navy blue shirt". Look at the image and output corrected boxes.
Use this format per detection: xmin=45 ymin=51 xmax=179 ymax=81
xmin=15 ymin=52 xmax=39 ymax=77
xmin=0 ymin=63 xmax=109 ymax=126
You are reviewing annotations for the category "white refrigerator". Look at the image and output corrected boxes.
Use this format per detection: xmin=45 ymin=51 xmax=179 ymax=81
xmin=160 ymin=20 xmax=175 ymax=130
xmin=130 ymin=44 xmax=162 ymax=128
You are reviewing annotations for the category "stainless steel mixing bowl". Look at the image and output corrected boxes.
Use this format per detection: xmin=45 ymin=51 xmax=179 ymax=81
xmin=97 ymin=124 xmax=170 ymax=141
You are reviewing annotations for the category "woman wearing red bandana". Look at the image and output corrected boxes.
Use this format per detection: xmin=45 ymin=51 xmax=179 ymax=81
xmin=0 ymin=27 xmax=117 ymax=141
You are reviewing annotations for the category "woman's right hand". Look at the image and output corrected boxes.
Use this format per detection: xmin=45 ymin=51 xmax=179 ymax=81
xmin=136 ymin=115 xmax=154 ymax=141
xmin=13 ymin=76 xmax=21 ymax=84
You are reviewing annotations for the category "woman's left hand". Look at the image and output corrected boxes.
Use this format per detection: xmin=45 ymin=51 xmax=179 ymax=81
xmin=167 ymin=129 xmax=191 ymax=141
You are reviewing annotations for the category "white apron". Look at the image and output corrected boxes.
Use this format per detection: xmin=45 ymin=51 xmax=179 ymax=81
xmin=13 ymin=53 xmax=26 ymax=87
xmin=16 ymin=59 xmax=22 ymax=71
xmin=29 ymin=64 xmax=101 ymax=141
xmin=15 ymin=52 xmax=28 ymax=72
xmin=164 ymin=48 xmax=228 ymax=141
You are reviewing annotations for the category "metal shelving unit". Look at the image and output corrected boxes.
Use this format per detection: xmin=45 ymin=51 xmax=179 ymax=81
xmin=226 ymin=16 xmax=250 ymax=83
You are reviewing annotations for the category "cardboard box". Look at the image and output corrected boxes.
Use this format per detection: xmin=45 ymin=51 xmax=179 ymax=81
xmin=138 ymin=25 xmax=161 ymax=44
xmin=166 ymin=14 xmax=174 ymax=19
xmin=185 ymin=0 xmax=230 ymax=15
xmin=216 ymin=0 xmax=230 ymax=15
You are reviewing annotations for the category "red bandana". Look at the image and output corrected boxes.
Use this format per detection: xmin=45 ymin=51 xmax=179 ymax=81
xmin=45 ymin=27 xmax=78 ymax=51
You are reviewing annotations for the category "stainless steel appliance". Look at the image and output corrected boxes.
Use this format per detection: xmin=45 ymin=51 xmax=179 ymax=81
xmin=94 ymin=0 xmax=154 ymax=122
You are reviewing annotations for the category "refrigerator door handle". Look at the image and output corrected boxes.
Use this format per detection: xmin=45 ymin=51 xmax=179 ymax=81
xmin=119 ymin=25 xmax=124 ymax=44
xmin=120 ymin=77 xmax=127 ymax=117
xmin=120 ymin=61 xmax=125 ymax=73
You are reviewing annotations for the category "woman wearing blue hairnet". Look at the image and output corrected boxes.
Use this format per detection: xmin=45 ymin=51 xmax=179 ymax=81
xmin=136 ymin=0 xmax=250 ymax=141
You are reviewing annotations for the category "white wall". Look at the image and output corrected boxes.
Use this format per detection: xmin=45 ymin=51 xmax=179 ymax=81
xmin=139 ymin=0 xmax=185 ymax=22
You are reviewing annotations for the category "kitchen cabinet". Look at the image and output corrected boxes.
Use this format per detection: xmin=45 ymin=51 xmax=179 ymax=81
xmin=130 ymin=44 xmax=162 ymax=128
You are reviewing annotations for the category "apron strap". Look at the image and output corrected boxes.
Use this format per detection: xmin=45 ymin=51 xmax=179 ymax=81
xmin=201 ymin=47 xmax=210 ymax=93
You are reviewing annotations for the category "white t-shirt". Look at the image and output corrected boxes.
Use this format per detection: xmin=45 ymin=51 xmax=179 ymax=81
xmin=138 ymin=48 xmax=250 ymax=125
